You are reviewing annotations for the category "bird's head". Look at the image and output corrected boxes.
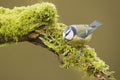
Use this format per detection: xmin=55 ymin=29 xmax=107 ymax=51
xmin=63 ymin=25 xmax=77 ymax=40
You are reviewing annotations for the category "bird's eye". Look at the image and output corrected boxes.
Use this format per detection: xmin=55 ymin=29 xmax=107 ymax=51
xmin=64 ymin=27 xmax=71 ymax=36
xmin=65 ymin=29 xmax=74 ymax=40
xmin=63 ymin=26 xmax=74 ymax=40
xmin=65 ymin=30 xmax=71 ymax=37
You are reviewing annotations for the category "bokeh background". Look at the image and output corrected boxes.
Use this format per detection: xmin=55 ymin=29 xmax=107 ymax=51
xmin=0 ymin=0 xmax=119 ymax=80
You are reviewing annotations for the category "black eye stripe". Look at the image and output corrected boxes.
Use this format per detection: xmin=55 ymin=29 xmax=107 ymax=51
xmin=65 ymin=30 xmax=71 ymax=36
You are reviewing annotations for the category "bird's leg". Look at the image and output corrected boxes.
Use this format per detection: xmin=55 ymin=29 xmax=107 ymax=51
xmin=77 ymin=46 xmax=84 ymax=58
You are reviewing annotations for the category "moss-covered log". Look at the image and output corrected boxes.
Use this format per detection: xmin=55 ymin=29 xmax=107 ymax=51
xmin=0 ymin=2 xmax=116 ymax=80
xmin=0 ymin=2 xmax=57 ymax=44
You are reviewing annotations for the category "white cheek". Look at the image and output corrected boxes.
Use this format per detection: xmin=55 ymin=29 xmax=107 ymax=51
xmin=65 ymin=31 xmax=74 ymax=40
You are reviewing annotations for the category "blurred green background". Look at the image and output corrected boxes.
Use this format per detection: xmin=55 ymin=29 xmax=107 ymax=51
xmin=0 ymin=0 xmax=119 ymax=80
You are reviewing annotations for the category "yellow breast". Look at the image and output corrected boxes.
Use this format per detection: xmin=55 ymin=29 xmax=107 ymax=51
xmin=69 ymin=34 xmax=92 ymax=47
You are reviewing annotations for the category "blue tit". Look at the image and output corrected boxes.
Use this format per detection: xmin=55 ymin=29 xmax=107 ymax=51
xmin=63 ymin=20 xmax=102 ymax=46
xmin=63 ymin=20 xmax=102 ymax=57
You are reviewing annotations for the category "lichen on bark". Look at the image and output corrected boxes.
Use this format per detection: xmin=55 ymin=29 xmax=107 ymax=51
xmin=0 ymin=2 xmax=116 ymax=80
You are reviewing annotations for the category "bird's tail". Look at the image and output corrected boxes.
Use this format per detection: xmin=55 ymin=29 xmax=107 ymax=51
xmin=87 ymin=20 xmax=102 ymax=35
xmin=90 ymin=20 xmax=102 ymax=28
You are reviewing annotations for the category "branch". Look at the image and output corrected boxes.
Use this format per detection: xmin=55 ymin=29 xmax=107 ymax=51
xmin=0 ymin=2 xmax=116 ymax=80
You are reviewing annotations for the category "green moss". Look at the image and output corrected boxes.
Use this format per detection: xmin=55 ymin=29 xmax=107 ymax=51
xmin=0 ymin=2 xmax=58 ymax=44
xmin=38 ymin=23 xmax=115 ymax=80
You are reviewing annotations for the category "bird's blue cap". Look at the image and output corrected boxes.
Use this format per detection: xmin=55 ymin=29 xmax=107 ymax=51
xmin=70 ymin=25 xmax=77 ymax=35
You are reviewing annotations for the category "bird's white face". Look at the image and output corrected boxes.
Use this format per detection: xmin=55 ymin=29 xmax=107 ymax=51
xmin=63 ymin=27 xmax=74 ymax=40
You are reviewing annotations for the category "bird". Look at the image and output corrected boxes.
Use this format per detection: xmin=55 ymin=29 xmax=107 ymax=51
xmin=62 ymin=20 xmax=102 ymax=57
xmin=63 ymin=20 xmax=102 ymax=44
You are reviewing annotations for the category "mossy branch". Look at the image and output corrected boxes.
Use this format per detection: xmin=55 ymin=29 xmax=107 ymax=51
xmin=0 ymin=2 xmax=116 ymax=80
